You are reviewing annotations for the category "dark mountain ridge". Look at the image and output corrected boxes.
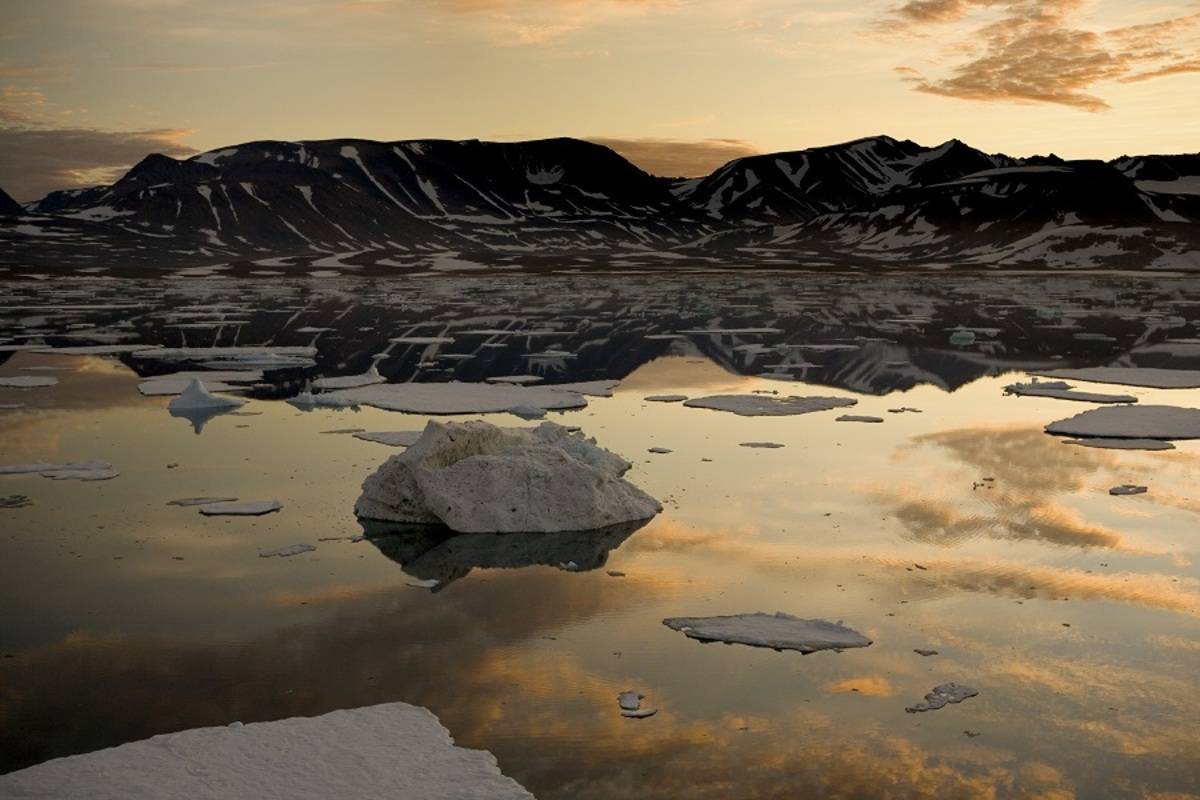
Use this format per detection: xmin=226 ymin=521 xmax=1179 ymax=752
xmin=3 ymin=134 xmax=1198 ymax=272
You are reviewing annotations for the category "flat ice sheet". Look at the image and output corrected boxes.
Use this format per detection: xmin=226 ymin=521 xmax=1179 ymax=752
xmin=198 ymin=500 xmax=282 ymax=516
xmin=0 ymin=702 xmax=533 ymax=799
xmin=662 ymin=612 xmax=872 ymax=654
xmin=1033 ymin=367 xmax=1200 ymax=389
xmin=683 ymin=395 xmax=857 ymax=417
xmin=323 ymin=382 xmax=589 ymax=415
xmin=1046 ymin=405 xmax=1200 ymax=440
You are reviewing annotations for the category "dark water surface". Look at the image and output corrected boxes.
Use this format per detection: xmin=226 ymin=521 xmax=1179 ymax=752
xmin=1 ymin=273 xmax=1199 ymax=798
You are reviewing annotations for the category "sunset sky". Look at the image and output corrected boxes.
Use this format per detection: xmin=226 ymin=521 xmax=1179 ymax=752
xmin=2 ymin=0 xmax=1198 ymax=199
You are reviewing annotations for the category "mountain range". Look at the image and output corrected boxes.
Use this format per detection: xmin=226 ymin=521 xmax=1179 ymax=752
xmin=1 ymin=135 xmax=1198 ymax=272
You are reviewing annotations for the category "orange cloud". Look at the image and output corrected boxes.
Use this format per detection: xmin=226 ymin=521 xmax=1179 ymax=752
xmin=885 ymin=1 xmax=1200 ymax=111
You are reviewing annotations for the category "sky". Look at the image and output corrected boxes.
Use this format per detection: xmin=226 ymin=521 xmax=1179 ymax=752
xmin=1 ymin=0 xmax=1198 ymax=199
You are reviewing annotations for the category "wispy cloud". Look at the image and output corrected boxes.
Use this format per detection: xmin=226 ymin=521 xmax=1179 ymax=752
xmin=588 ymin=136 xmax=758 ymax=177
xmin=885 ymin=1 xmax=1200 ymax=111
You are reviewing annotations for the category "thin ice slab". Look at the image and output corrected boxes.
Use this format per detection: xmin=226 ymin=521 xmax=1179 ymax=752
xmin=353 ymin=431 xmax=424 ymax=447
xmin=0 ymin=375 xmax=57 ymax=388
xmin=662 ymin=612 xmax=872 ymax=654
xmin=1033 ymin=367 xmax=1200 ymax=389
xmin=199 ymin=500 xmax=282 ymax=516
xmin=0 ymin=702 xmax=534 ymax=800
xmin=683 ymin=395 xmax=857 ymax=417
xmin=1046 ymin=405 xmax=1200 ymax=440
xmin=322 ymin=382 xmax=589 ymax=415
xmin=1005 ymin=382 xmax=1136 ymax=404
xmin=1063 ymin=438 xmax=1175 ymax=451
xmin=260 ymin=544 xmax=316 ymax=558
xmin=0 ymin=461 xmax=118 ymax=481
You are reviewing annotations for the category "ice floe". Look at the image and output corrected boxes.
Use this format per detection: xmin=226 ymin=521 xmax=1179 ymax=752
xmin=0 ymin=461 xmax=118 ymax=481
xmin=0 ymin=702 xmax=534 ymax=799
xmin=1 ymin=495 xmax=32 ymax=509
xmin=139 ymin=371 xmax=262 ymax=397
xmin=199 ymin=500 xmax=283 ymax=516
xmin=645 ymin=394 xmax=688 ymax=403
xmin=312 ymin=366 xmax=385 ymax=391
xmin=683 ymin=395 xmax=857 ymax=417
xmin=661 ymin=612 xmax=872 ymax=654
xmin=0 ymin=375 xmax=57 ymax=388
xmin=168 ymin=496 xmax=238 ymax=507
xmin=1063 ymin=438 xmax=1175 ymax=451
xmin=836 ymin=415 xmax=884 ymax=423
xmin=1004 ymin=381 xmax=1136 ymax=404
xmin=1033 ymin=367 xmax=1200 ymax=389
xmin=353 ymin=431 xmax=424 ymax=447
xmin=740 ymin=442 xmax=785 ymax=448
xmin=617 ymin=692 xmax=657 ymax=719
xmin=354 ymin=421 xmax=660 ymax=533
xmin=905 ymin=683 xmax=979 ymax=713
xmin=1046 ymin=405 xmax=1200 ymax=440
xmin=320 ymin=382 xmax=590 ymax=415
xmin=259 ymin=544 xmax=316 ymax=558
xmin=1109 ymin=484 xmax=1148 ymax=496
xmin=167 ymin=379 xmax=247 ymax=411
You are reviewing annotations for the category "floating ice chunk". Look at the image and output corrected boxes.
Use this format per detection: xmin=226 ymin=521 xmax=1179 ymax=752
xmin=32 ymin=344 xmax=159 ymax=356
xmin=322 ymin=382 xmax=589 ymax=415
xmin=0 ymin=702 xmax=534 ymax=799
xmin=486 ymin=375 xmax=543 ymax=385
xmin=168 ymin=379 xmax=247 ymax=411
xmin=259 ymin=543 xmax=316 ymax=558
xmin=684 ymin=394 xmax=856 ymax=417
xmin=1033 ymin=367 xmax=1200 ymax=389
xmin=1063 ymin=438 xmax=1175 ymax=451
xmin=406 ymin=577 xmax=440 ymax=589
xmin=914 ymin=649 xmax=939 ymax=657
xmin=888 ymin=407 xmax=923 ymax=414
xmin=354 ymin=421 xmax=660 ymax=533
xmin=648 ymin=447 xmax=672 ymax=454
xmin=662 ymin=612 xmax=872 ymax=654
xmin=507 ymin=405 xmax=546 ymax=420
xmin=0 ymin=375 xmax=57 ymax=388
xmin=287 ymin=391 xmax=357 ymax=410
xmin=836 ymin=415 xmax=884 ymax=423
xmin=1109 ymin=484 xmax=1148 ymax=496
xmin=617 ymin=691 xmax=656 ymax=718
xmin=199 ymin=500 xmax=283 ymax=516
xmin=949 ymin=330 xmax=976 ymax=346
xmin=621 ymin=708 xmax=657 ymax=719
xmin=1 ymin=495 xmax=32 ymax=509
xmin=353 ymin=431 xmax=423 ymax=447
xmin=168 ymin=496 xmax=238 ymax=506
xmin=0 ymin=403 xmax=25 ymax=410
xmin=0 ymin=460 xmax=118 ymax=481
xmin=645 ymin=395 xmax=688 ymax=403
xmin=312 ymin=366 xmax=385 ymax=391
xmin=905 ymin=683 xmax=978 ymax=713
xmin=544 ymin=380 xmax=620 ymax=398
xmin=390 ymin=336 xmax=455 ymax=345
xmin=1046 ymin=405 xmax=1200 ymax=440
xmin=740 ymin=442 xmax=785 ymax=448
xmin=139 ymin=371 xmax=262 ymax=397
xmin=1005 ymin=382 xmax=1136 ymax=404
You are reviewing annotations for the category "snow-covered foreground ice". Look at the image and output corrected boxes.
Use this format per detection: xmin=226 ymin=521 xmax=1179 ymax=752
xmin=0 ymin=702 xmax=533 ymax=799
xmin=662 ymin=613 xmax=872 ymax=654
xmin=355 ymin=421 xmax=660 ymax=532
xmin=1046 ymin=405 xmax=1200 ymax=440
xmin=683 ymin=395 xmax=857 ymax=417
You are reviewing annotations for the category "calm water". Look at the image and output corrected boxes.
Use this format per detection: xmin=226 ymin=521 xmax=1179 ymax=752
xmin=1 ymin=273 xmax=1199 ymax=798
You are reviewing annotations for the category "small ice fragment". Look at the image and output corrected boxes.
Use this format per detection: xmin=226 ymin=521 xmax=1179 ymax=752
xmin=905 ymin=683 xmax=978 ymax=713
xmin=914 ymin=649 xmax=939 ymax=657
xmin=739 ymin=442 xmax=785 ymax=449
xmin=1063 ymin=438 xmax=1175 ymax=451
xmin=1 ymin=495 xmax=32 ymax=509
xmin=662 ymin=612 xmax=872 ymax=654
xmin=645 ymin=394 xmax=687 ymax=403
xmin=836 ymin=415 xmax=884 ymax=423
xmin=259 ymin=544 xmax=315 ymax=558
xmin=168 ymin=497 xmax=238 ymax=507
xmin=406 ymin=577 xmax=440 ymax=589
xmin=508 ymin=405 xmax=546 ymax=420
xmin=1108 ymin=484 xmax=1147 ymax=496
xmin=617 ymin=691 xmax=642 ymax=711
xmin=0 ymin=376 xmax=57 ymax=389
xmin=684 ymin=394 xmax=856 ymax=417
xmin=607 ymin=570 xmax=626 ymax=578
xmin=199 ymin=500 xmax=282 ymax=516
xmin=949 ymin=330 xmax=976 ymax=346
xmin=648 ymin=447 xmax=673 ymax=454
xmin=167 ymin=379 xmax=246 ymax=411
xmin=621 ymin=708 xmax=657 ymax=719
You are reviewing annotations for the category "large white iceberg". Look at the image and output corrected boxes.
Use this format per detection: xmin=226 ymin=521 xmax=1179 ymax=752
xmin=355 ymin=421 xmax=661 ymax=533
